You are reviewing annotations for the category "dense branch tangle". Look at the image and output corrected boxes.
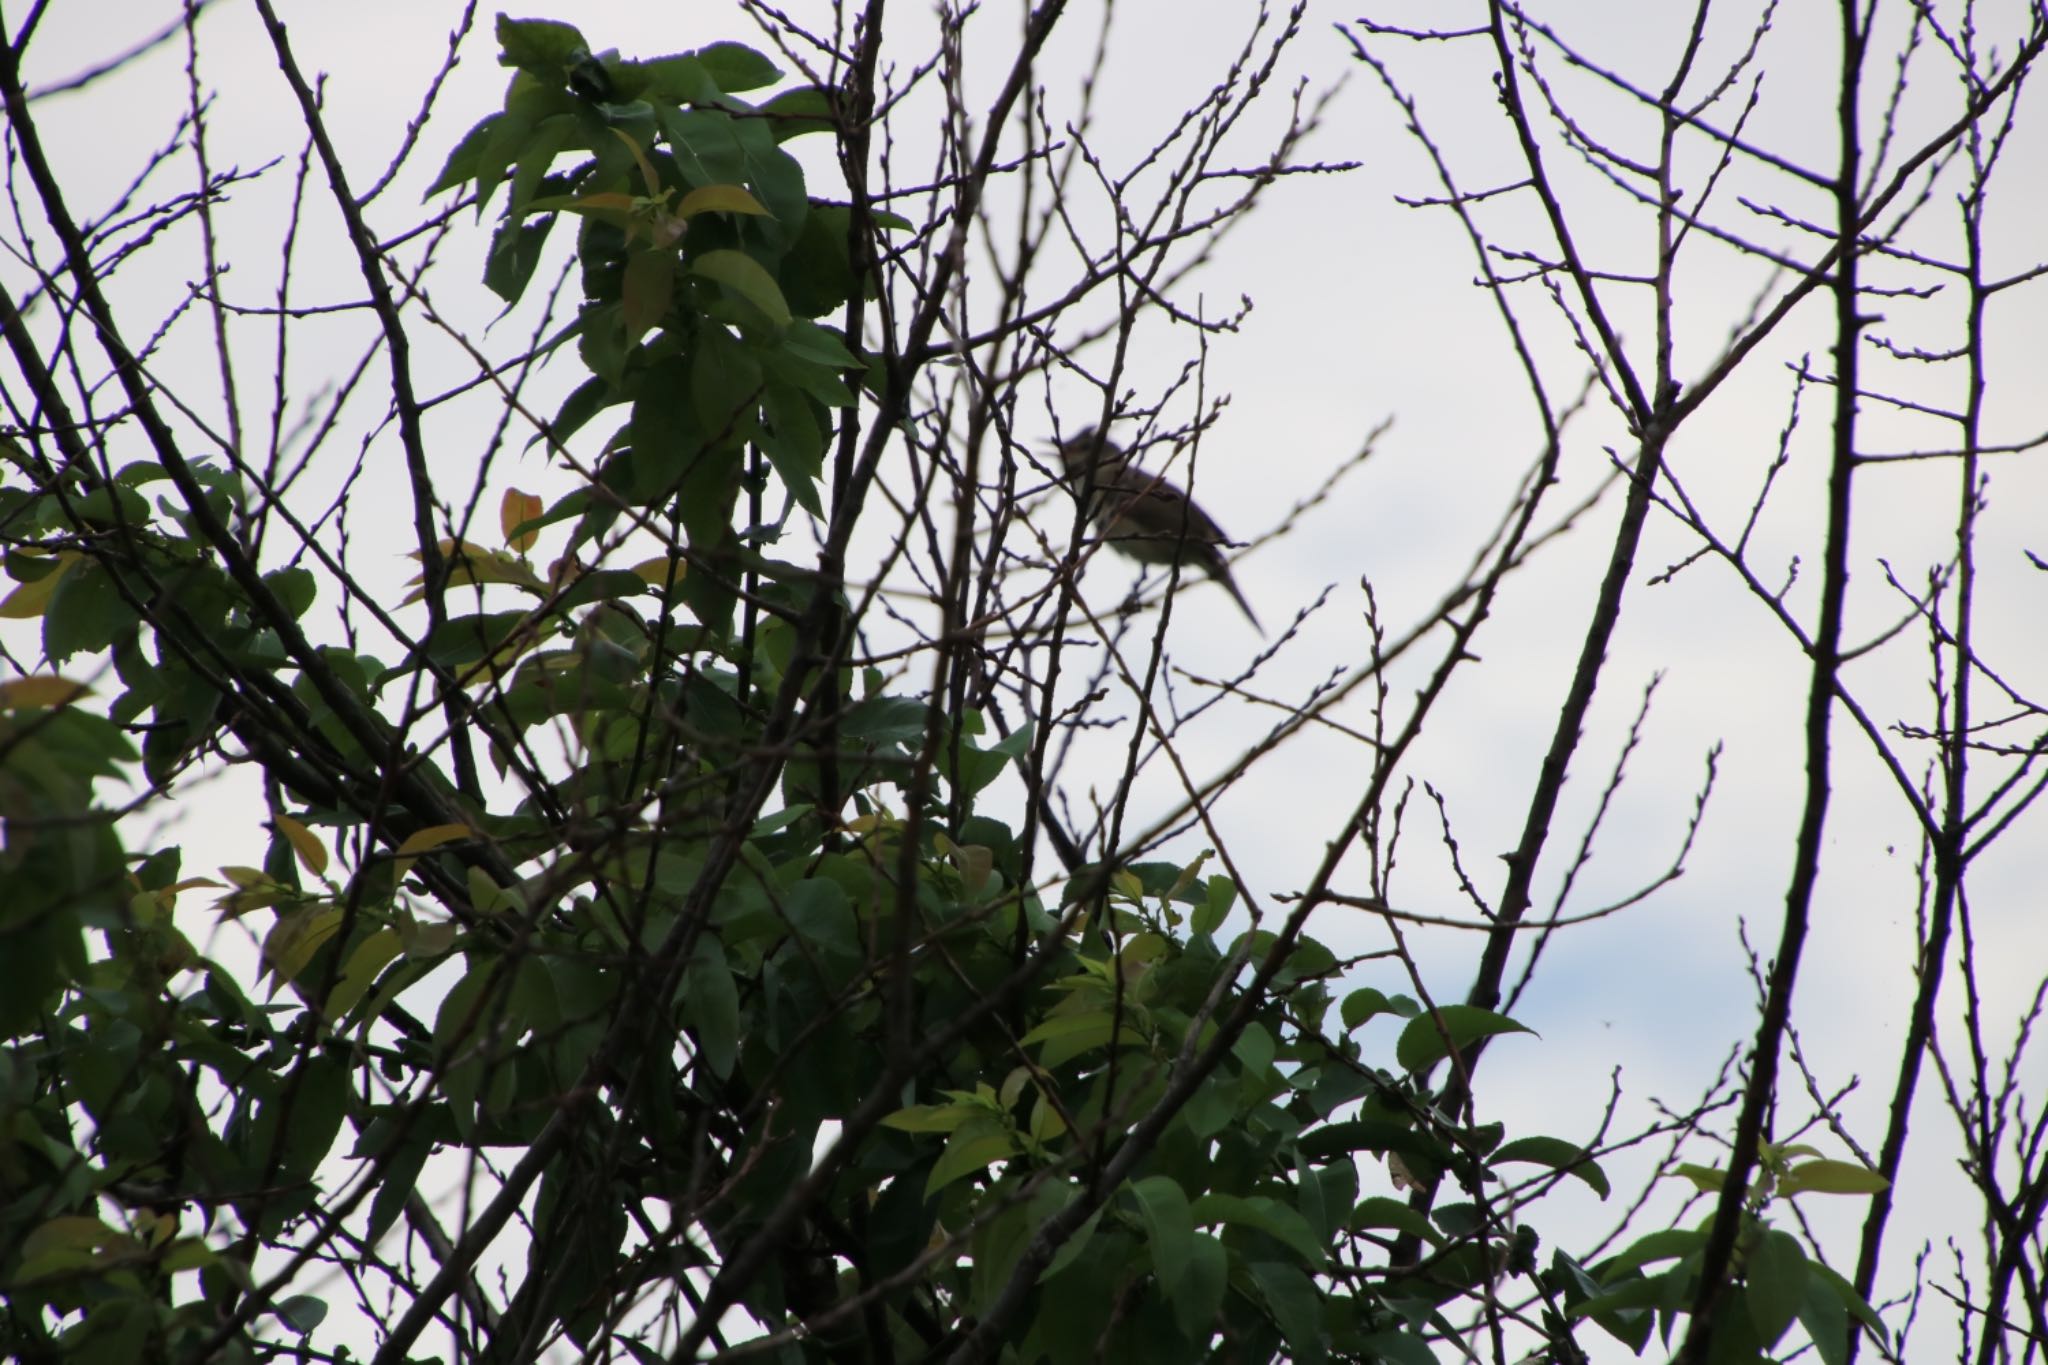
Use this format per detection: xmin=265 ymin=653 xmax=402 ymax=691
xmin=2 ymin=4 xmax=2045 ymax=1365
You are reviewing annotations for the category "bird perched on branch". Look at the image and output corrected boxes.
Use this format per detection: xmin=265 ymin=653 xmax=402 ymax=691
xmin=1054 ymin=428 xmax=1262 ymax=633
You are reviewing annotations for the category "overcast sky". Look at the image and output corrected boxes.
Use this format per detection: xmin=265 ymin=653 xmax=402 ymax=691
xmin=11 ymin=1 xmax=2048 ymax=1360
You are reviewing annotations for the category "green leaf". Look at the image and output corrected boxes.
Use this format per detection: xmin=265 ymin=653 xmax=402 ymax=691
xmin=1172 ymin=1231 xmax=1229 ymax=1340
xmin=264 ymin=565 xmax=317 ymax=620
xmin=402 ymin=609 xmax=534 ymax=675
xmin=1234 ymin=1020 xmax=1276 ymax=1075
xmin=1746 ymin=1229 xmax=1807 ymax=1347
xmin=925 ymin=1115 xmax=1016 ymax=1197
xmin=273 ymin=1294 xmax=328 ymax=1334
xmin=689 ymin=325 xmax=764 ymax=447
xmin=692 ymin=41 xmax=782 ymax=93
xmin=758 ymin=379 xmax=826 ymax=517
xmin=1191 ymin=875 xmax=1234 ymax=937
xmin=620 ymin=247 xmax=676 ymax=339
xmin=45 ymin=560 xmax=134 ymax=663
xmin=781 ymin=318 xmax=860 ymax=370
xmin=1018 ymin=1010 xmax=1147 ymax=1068
xmin=759 ymin=85 xmax=837 ymax=141
xmin=1358 ymin=1331 xmax=1440 ymax=1365
xmin=1566 ymin=1265 xmax=1688 ymax=1323
xmin=1804 ymin=1258 xmax=1887 ymax=1336
xmin=1190 ymin=1192 xmax=1326 ymax=1269
xmin=496 ymin=16 xmax=591 ymax=76
xmin=726 ymin=117 xmax=808 ymax=238
xmin=619 ymin=53 xmax=716 ymax=103
xmin=427 ymin=113 xmax=501 ymax=197
xmin=1778 ymin=1159 xmax=1890 ymax=1197
xmin=555 ymin=569 xmax=656 ymax=612
xmin=1038 ymin=1195 xmax=1107 ymax=1282
xmin=763 ymin=347 xmax=855 ymax=412
xmin=1339 ymin=986 xmax=1419 ymax=1030
xmin=1394 ymin=1005 xmax=1534 ymax=1073
xmin=1180 ymin=1074 xmax=1234 ymax=1139
xmin=1676 ymin=1161 xmax=1727 ymax=1194
xmin=546 ymin=377 xmax=613 ymax=452
xmin=69 ymin=481 xmax=151 ymax=526
xmin=1490 ymin=1135 xmax=1610 ymax=1198
xmin=1547 ymin=1249 xmax=1654 ymax=1352
xmin=485 ymin=216 xmax=555 ymax=305
xmin=944 ymin=720 xmax=1032 ymax=802
xmin=1298 ymin=1118 xmax=1451 ymax=1185
xmin=841 ymin=695 xmax=931 ymax=745
xmin=468 ymin=77 xmax=572 ymax=217
xmin=658 ymin=106 xmax=745 ymax=189
xmin=782 ymin=877 xmax=857 ymax=961
xmin=278 ymin=1053 xmax=348 ymax=1181
xmin=968 ymin=1177 xmax=1074 ymax=1312
xmin=691 ymin=249 xmax=792 ymax=329
xmin=364 ymin=1132 xmax=434 ymax=1245
xmin=1604 ymin=1225 xmax=1707 ymax=1275
xmin=780 ymin=204 xmax=858 ymax=316
xmin=65 ymin=1299 xmax=153 ymax=1365
xmin=683 ymin=934 xmax=740 ymax=1078
xmin=1349 ymin=1195 xmax=1442 ymax=1246
xmin=1703 ymin=1290 xmax=1766 ymax=1364
xmin=324 ymin=928 xmax=403 ymax=1022
xmin=1797 ymin=1274 xmax=1852 ymax=1365
xmin=504 ymin=111 xmax=574 ymax=221
xmin=1129 ymin=1174 xmax=1194 ymax=1298
xmin=1248 ymin=1259 xmax=1326 ymax=1365
xmin=881 ymin=1099 xmax=992 ymax=1134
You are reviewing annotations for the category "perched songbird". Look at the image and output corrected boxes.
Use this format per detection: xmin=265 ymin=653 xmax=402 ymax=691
xmin=1054 ymin=428 xmax=1261 ymax=632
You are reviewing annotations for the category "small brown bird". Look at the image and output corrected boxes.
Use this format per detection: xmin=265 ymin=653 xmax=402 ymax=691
xmin=1054 ymin=429 xmax=1261 ymax=632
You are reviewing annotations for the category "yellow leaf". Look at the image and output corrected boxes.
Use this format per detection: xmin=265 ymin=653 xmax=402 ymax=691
xmin=611 ymin=127 xmax=663 ymax=197
xmin=135 ymin=1208 xmax=179 ymax=1250
xmin=221 ymin=888 xmax=288 ymax=917
xmin=393 ymin=823 xmax=472 ymax=882
xmin=0 ymin=552 xmax=78 ymax=619
xmin=466 ymin=866 xmax=505 ymax=915
xmin=552 ymin=190 xmax=638 ymax=215
xmin=399 ymin=914 xmax=460 ymax=960
xmin=0 ymin=675 xmax=91 ymax=708
xmin=275 ymin=813 xmax=329 ymax=877
xmin=215 ymin=865 xmax=287 ymax=917
xmin=409 ymin=537 xmax=486 ymax=565
xmin=677 ymin=184 xmax=770 ymax=218
xmin=404 ymin=540 xmax=542 ymax=600
xmin=395 ymin=825 xmax=474 ymax=852
xmin=500 ymin=488 xmax=545 ymax=551
xmin=263 ymin=905 xmax=345 ymax=987
xmin=630 ymin=555 xmax=685 ymax=591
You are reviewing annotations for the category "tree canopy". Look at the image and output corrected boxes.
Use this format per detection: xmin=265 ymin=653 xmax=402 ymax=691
xmin=3 ymin=4 xmax=2045 ymax=1364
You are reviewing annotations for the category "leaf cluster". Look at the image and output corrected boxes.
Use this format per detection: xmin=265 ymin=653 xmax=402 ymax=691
xmin=0 ymin=14 xmax=1894 ymax=1365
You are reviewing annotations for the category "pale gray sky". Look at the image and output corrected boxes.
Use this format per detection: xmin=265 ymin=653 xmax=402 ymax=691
xmin=10 ymin=1 xmax=2047 ymax=1360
